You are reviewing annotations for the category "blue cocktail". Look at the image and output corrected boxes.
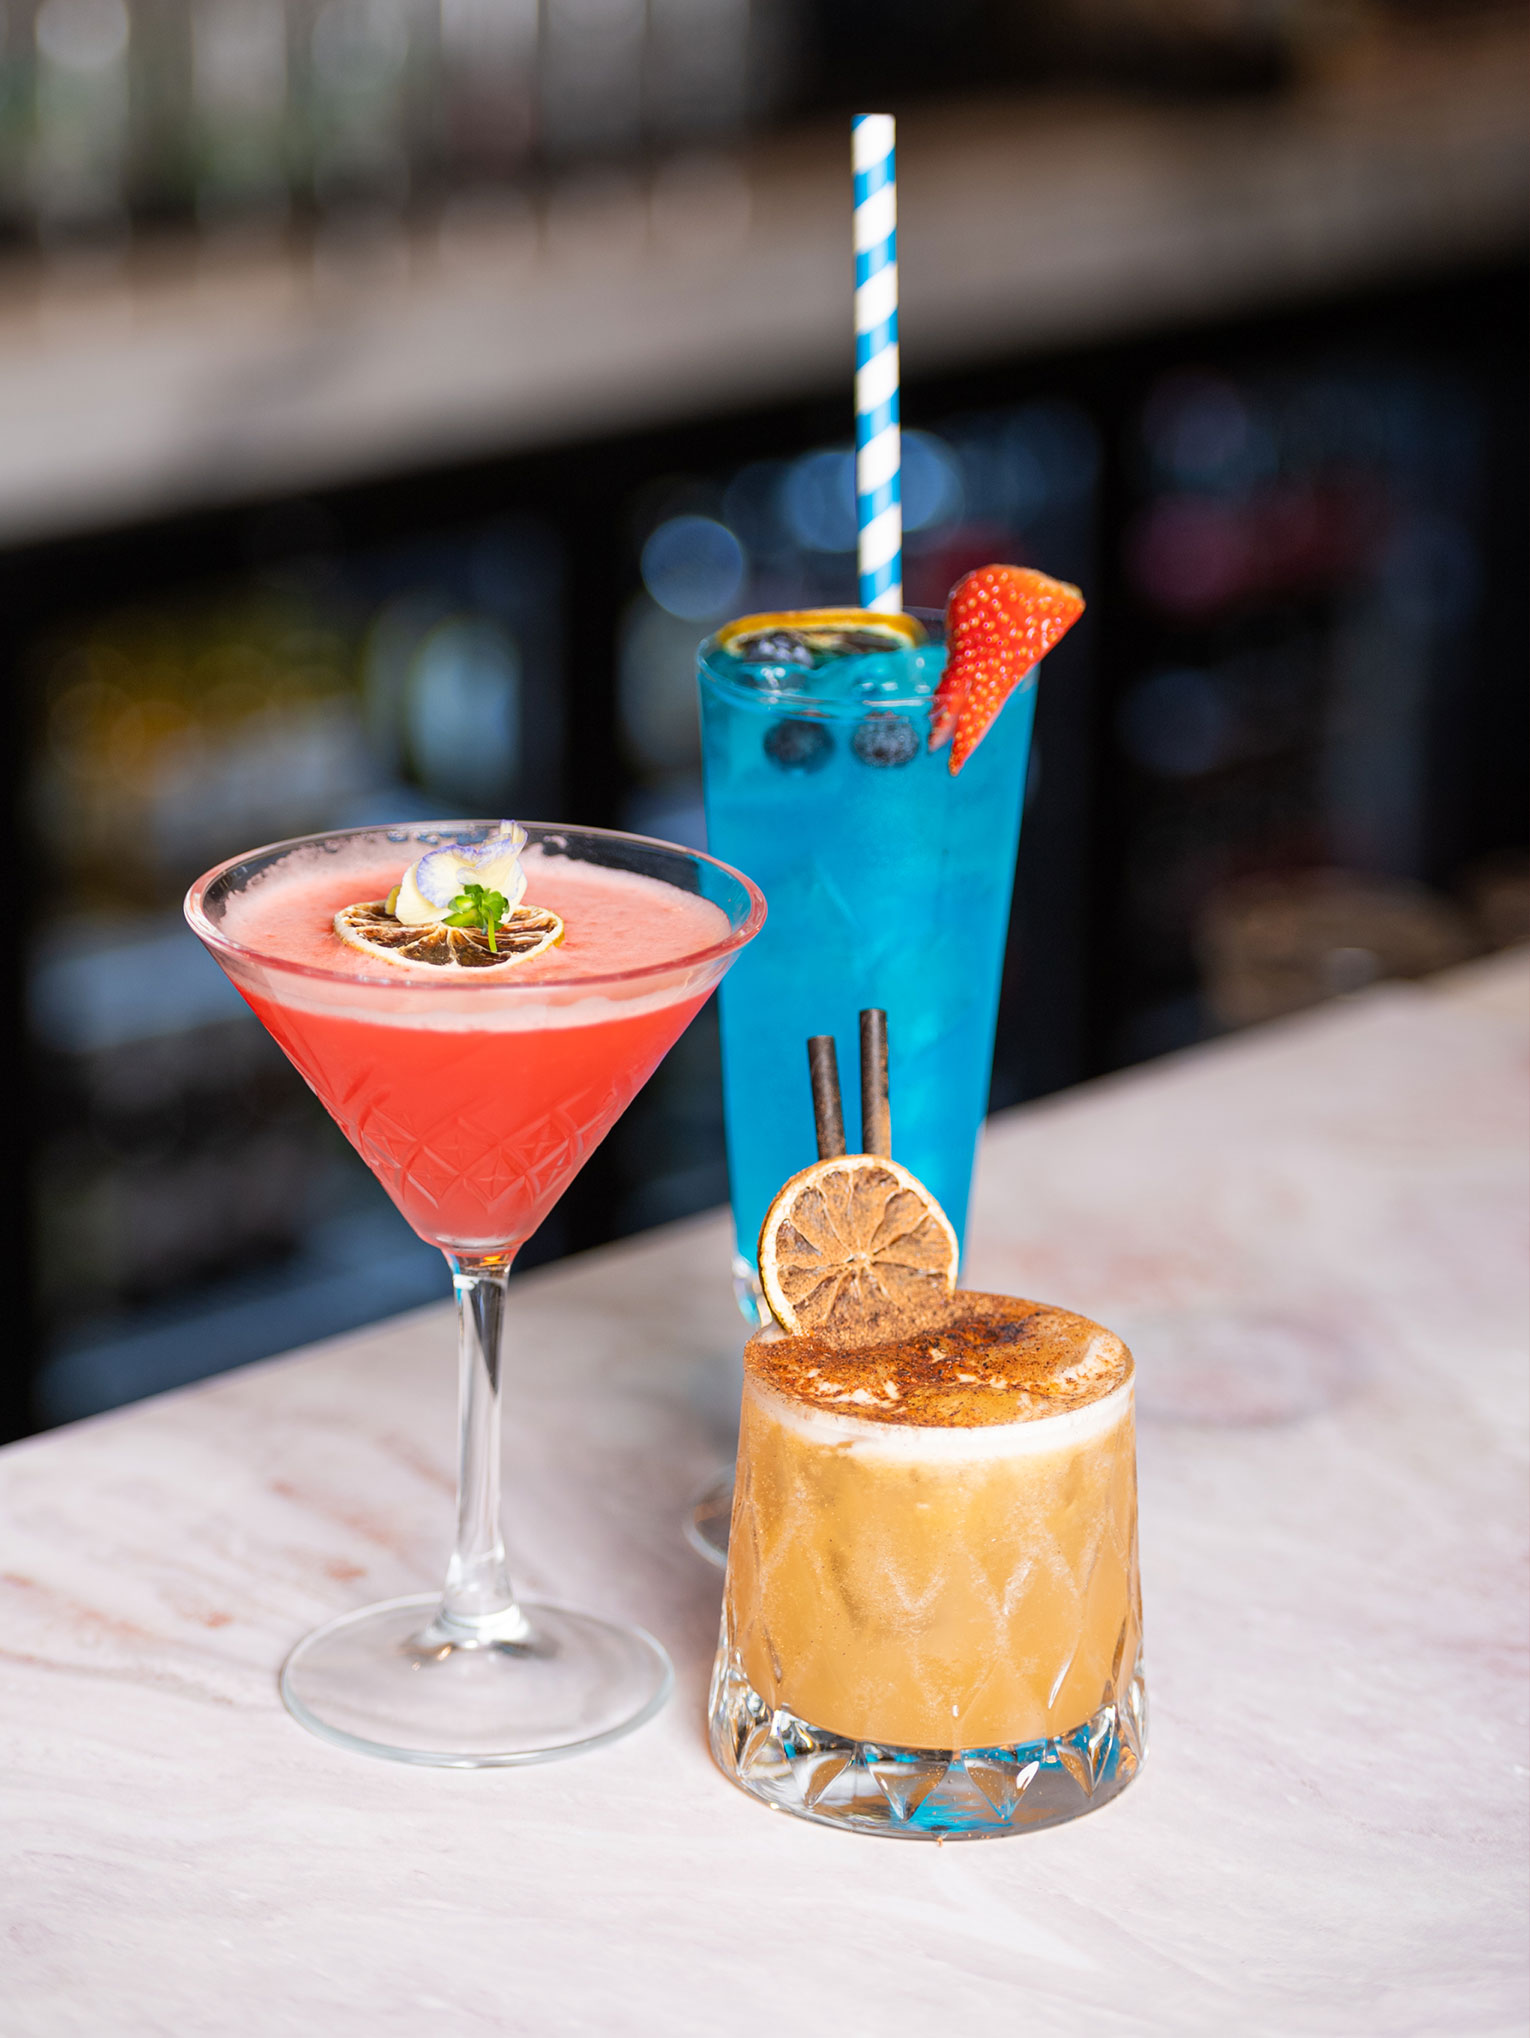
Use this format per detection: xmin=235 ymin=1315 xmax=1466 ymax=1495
xmin=699 ymin=609 xmax=1036 ymax=1310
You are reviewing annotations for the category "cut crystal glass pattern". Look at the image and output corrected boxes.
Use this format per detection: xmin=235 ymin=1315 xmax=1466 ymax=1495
xmin=708 ymin=1633 xmax=1147 ymax=1840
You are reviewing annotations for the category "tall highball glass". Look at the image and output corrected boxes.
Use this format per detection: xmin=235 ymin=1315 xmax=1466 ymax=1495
xmin=690 ymin=611 xmax=1036 ymax=1557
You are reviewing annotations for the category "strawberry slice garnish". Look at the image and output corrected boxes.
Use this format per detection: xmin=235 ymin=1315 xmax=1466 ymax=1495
xmin=930 ymin=565 xmax=1085 ymax=773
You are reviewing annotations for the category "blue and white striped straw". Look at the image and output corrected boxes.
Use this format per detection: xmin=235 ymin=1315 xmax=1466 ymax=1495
xmin=853 ymin=113 xmax=901 ymax=614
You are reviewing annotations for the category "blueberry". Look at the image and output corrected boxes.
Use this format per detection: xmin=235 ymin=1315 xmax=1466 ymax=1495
xmin=764 ymin=718 xmax=834 ymax=772
xmin=733 ymin=631 xmax=815 ymax=668
xmin=851 ymin=713 xmax=920 ymax=768
xmin=834 ymin=628 xmax=906 ymax=658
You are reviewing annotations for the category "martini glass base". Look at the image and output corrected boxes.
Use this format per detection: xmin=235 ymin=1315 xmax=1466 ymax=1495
xmin=280 ymin=1595 xmax=673 ymax=1768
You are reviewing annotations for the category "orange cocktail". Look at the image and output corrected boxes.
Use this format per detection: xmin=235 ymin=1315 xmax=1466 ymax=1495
xmin=711 ymin=1290 xmax=1145 ymax=1837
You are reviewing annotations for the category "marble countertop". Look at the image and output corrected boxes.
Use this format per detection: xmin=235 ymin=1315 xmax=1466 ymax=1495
xmin=2 ymin=952 xmax=1525 ymax=2036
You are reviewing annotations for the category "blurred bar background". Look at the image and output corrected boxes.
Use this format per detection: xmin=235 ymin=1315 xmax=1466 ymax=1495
xmin=0 ymin=0 xmax=1524 ymax=1436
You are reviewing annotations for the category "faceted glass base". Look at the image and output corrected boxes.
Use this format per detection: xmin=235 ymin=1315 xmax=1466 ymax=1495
xmin=281 ymin=1594 xmax=673 ymax=1769
xmin=708 ymin=1641 xmax=1146 ymax=1839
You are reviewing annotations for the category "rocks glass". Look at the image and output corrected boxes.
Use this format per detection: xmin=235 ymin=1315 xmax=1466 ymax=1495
xmin=708 ymin=1295 xmax=1147 ymax=1837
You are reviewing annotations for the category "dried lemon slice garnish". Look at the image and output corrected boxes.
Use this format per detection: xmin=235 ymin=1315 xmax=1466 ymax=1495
xmin=334 ymin=900 xmax=563 ymax=971
xmin=758 ymin=1153 xmax=958 ymax=1336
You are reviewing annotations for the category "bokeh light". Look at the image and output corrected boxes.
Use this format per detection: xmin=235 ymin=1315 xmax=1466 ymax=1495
xmin=640 ymin=514 xmax=747 ymax=620
xmin=780 ymin=449 xmax=856 ymax=553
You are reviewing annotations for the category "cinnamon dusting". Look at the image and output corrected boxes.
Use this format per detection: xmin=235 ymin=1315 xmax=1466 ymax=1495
xmin=746 ymin=1290 xmax=1132 ymax=1428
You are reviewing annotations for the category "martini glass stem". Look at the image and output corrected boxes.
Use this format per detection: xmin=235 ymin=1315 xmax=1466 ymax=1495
xmin=438 ymin=1253 xmax=530 ymax=1644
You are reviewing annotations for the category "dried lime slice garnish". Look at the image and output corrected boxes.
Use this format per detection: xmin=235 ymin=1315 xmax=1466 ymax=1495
xmin=334 ymin=900 xmax=564 ymax=971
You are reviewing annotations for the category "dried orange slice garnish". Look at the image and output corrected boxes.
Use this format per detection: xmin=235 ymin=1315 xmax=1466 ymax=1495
xmin=718 ymin=607 xmax=925 ymax=656
xmin=334 ymin=900 xmax=563 ymax=971
xmin=758 ymin=1154 xmax=959 ymax=1336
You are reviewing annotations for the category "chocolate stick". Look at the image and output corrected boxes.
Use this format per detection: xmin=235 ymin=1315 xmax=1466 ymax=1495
xmin=807 ymin=1036 xmax=847 ymax=1159
xmin=859 ymin=1008 xmax=891 ymax=1157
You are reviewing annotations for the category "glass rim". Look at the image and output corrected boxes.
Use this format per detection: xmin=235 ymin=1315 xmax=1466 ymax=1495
xmin=184 ymin=818 xmax=767 ymax=995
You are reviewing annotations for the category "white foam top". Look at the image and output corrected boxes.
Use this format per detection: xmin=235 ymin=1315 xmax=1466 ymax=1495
xmin=205 ymin=842 xmax=734 ymax=1030
xmin=746 ymin=1369 xmax=1134 ymax=1463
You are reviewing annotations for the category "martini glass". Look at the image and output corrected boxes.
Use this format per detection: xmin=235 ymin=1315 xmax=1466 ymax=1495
xmin=187 ymin=821 xmax=764 ymax=1768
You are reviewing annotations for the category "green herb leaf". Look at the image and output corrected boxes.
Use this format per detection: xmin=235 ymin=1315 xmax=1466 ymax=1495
xmin=443 ymin=882 xmax=510 ymax=953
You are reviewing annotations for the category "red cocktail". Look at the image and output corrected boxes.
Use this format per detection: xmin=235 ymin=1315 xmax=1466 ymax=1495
xmin=187 ymin=822 xmax=764 ymax=1767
